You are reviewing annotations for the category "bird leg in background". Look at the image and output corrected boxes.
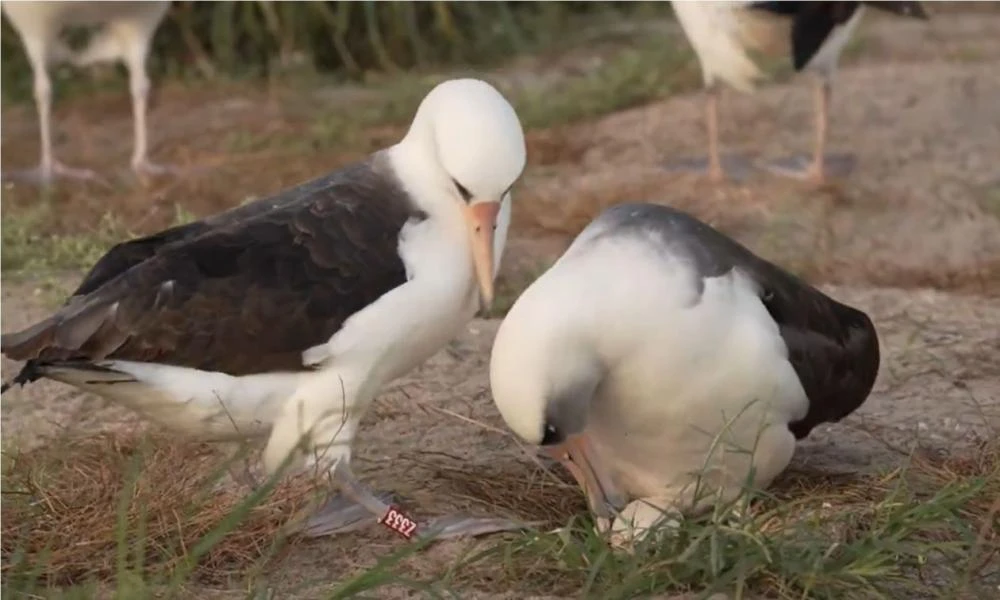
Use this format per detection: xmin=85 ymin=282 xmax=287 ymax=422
xmin=810 ymin=77 xmax=832 ymax=181
xmin=706 ymin=83 xmax=724 ymax=182
xmin=1 ymin=43 xmax=101 ymax=186
xmin=299 ymin=459 xmax=533 ymax=540
xmin=125 ymin=46 xmax=181 ymax=179
xmin=762 ymin=76 xmax=856 ymax=183
xmin=662 ymin=82 xmax=752 ymax=182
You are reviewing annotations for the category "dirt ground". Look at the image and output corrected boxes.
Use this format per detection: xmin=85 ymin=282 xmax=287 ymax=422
xmin=2 ymin=8 xmax=999 ymax=599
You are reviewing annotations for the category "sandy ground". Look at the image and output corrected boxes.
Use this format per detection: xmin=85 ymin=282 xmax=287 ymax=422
xmin=2 ymin=8 xmax=999 ymax=600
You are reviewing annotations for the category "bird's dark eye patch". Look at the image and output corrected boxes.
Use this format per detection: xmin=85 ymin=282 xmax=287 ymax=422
xmin=452 ymin=178 xmax=472 ymax=202
xmin=540 ymin=423 xmax=562 ymax=446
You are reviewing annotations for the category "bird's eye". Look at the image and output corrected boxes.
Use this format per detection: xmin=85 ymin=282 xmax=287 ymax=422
xmin=540 ymin=423 xmax=560 ymax=446
xmin=452 ymin=178 xmax=472 ymax=202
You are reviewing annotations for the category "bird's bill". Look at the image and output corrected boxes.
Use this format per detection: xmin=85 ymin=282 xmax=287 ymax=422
xmin=464 ymin=201 xmax=500 ymax=312
xmin=544 ymin=432 xmax=627 ymax=519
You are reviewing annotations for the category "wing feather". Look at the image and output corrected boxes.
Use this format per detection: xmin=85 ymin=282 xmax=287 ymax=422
xmin=2 ymin=155 xmax=419 ymax=377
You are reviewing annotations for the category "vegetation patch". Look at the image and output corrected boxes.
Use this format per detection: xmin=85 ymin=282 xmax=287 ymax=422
xmin=3 ymin=429 xmax=996 ymax=599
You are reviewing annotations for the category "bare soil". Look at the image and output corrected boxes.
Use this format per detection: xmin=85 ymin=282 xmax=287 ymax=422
xmin=2 ymin=9 xmax=999 ymax=600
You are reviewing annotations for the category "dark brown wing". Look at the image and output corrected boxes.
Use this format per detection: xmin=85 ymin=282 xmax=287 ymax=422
xmin=2 ymin=155 xmax=422 ymax=376
xmin=750 ymin=272 xmax=879 ymax=439
xmin=72 ymin=173 xmax=336 ymax=297
xmin=591 ymin=203 xmax=881 ymax=439
xmin=71 ymin=221 xmax=211 ymax=297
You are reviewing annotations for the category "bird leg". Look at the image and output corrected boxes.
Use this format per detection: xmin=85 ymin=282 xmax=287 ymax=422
xmin=2 ymin=40 xmax=100 ymax=185
xmin=706 ymin=83 xmax=724 ymax=182
xmin=661 ymin=83 xmax=751 ymax=182
xmin=762 ymin=77 xmax=855 ymax=183
xmin=809 ymin=77 xmax=831 ymax=182
xmin=124 ymin=42 xmax=180 ymax=179
xmin=299 ymin=459 xmax=533 ymax=541
xmin=299 ymin=459 xmax=400 ymax=537
xmin=222 ymin=442 xmax=264 ymax=491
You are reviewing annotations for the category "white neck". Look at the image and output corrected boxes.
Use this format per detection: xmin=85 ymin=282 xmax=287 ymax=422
xmin=385 ymin=122 xmax=451 ymax=211
xmin=383 ymin=136 xmax=513 ymax=280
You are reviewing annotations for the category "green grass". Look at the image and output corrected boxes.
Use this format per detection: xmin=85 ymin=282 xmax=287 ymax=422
xmin=1 ymin=208 xmax=130 ymax=274
xmin=1 ymin=2 xmax=677 ymax=104
xmin=1 ymin=202 xmax=198 ymax=277
xmin=4 ymin=433 xmax=996 ymax=599
xmin=514 ymin=39 xmax=699 ymax=130
xmin=1 ymin=22 xmax=696 ymax=281
xmin=302 ymin=29 xmax=699 ymax=146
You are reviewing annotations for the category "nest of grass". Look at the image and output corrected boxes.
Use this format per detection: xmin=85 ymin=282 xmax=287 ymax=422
xmin=1 ymin=431 xmax=321 ymax=586
xmin=433 ymin=459 xmax=586 ymax=527
xmin=442 ymin=438 xmax=1000 ymax=598
xmin=748 ymin=437 xmax=1000 ymax=571
xmin=438 ymin=436 xmax=1000 ymax=543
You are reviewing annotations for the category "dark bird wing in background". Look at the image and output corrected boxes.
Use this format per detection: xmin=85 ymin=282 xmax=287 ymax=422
xmin=749 ymin=2 xmax=928 ymax=71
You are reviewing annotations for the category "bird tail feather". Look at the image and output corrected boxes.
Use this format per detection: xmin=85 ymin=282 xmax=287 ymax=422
xmin=1 ymin=317 xmax=59 ymax=362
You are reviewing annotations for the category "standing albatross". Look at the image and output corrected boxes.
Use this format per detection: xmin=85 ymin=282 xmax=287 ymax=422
xmin=668 ymin=1 xmax=928 ymax=183
xmin=490 ymin=202 xmax=879 ymax=542
xmin=2 ymin=78 xmax=528 ymax=541
xmin=1 ymin=1 xmax=174 ymax=183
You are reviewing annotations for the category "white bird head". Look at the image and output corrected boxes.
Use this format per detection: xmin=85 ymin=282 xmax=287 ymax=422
xmin=490 ymin=294 xmax=598 ymax=446
xmin=399 ymin=78 xmax=527 ymax=311
xmin=489 ymin=279 xmax=627 ymax=518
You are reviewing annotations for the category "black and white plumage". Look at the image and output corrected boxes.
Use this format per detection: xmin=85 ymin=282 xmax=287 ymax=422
xmin=1 ymin=1 xmax=174 ymax=183
xmin=669 ymin=1 xmax=928 ymax=183
xmin=490 ymin=202 xmax=879 ymax=542
xmin=2 ymin=78 xmax=528 ymax=541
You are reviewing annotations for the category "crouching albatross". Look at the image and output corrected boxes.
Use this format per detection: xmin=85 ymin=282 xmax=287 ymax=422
xmin=2 ymin=78 xmax=528 ymax=541
xmin=489 ymin=202 xmax=879 ymax=543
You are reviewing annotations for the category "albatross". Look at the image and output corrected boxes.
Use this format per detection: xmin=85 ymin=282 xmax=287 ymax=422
xmin=489 ymin=202 xmax=879 ymax=542
xmin=1 ymin=1 xmax=174 ymax=183
xmin=668 ymin=1 xmax=928 ymax=183
xmin=2 ymin=78 xmax=528 ymax=541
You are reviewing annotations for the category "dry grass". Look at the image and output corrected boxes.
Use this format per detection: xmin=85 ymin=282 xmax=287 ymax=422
xmin=437 ymin=438 xmax=1000 ymax=599
xmin=0 ymin=415 xmax=996 ymax=598
xmin=433 ymin=458 xmax=586 ymax=527
xmin=1 ymin=431 xmax=318 ymax=587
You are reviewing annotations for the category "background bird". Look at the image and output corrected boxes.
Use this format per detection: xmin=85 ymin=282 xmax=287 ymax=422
xmin=490 ymin=202 xmax=880 ymax=544
xmin=2 ymin=1 xmax=174 ymax=184
xmin=669 ymin=0 xmax=928 ymax=183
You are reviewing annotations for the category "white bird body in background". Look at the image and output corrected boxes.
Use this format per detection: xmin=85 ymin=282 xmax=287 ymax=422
xmin=2 ymin=0 xmax=174 ymax=184
xmin=669 ymin=1 xmax=928 ymax=183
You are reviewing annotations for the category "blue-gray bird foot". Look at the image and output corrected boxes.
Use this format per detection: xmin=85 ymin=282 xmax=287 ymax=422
xmin=133 ymin=159 xmax=180 ymax=177
xmin=299 ymin=491 xmax=401 ymax=537
xmin=416 ymin=514 xmax=536 ymax=541
xmin=663 ymin=154 xmax=753 ymax=183
xmin=762 ymin=153 xmax=856 ymax=184
xmin=3 ymin=160 xmax=104 ymax=186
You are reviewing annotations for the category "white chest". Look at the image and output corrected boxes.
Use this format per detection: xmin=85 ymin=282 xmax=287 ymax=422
xmin=586 ymin=270 xmax=810 ymax=496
